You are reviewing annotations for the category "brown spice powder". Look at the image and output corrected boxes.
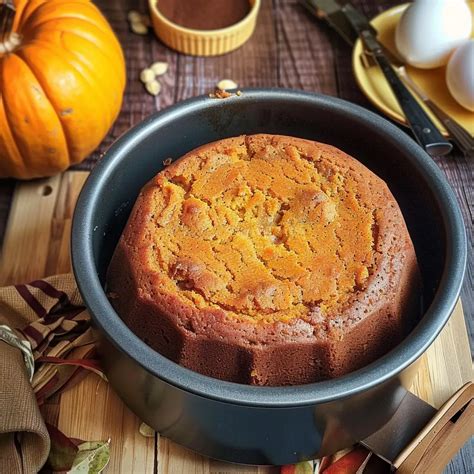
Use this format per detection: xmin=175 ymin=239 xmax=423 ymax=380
xmin=157 ymin=0 xmax=251 ymax=30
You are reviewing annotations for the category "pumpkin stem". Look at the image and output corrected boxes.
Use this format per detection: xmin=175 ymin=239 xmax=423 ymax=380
xmin=0 ymin=1 xmax=19 ymax=54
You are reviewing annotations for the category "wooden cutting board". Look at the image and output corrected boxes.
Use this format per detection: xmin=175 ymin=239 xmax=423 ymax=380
xmin=0 ymin=172 xmax=472 ymax=473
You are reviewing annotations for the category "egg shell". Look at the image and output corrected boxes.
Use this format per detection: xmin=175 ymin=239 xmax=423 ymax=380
xmin=447 ymin=39 xmax=474 ymax=111
xmin=395 ymin=0 xmax=472 ymax=69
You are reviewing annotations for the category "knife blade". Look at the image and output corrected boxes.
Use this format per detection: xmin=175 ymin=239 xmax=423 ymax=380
xmin=302 ymin=0 xmax=453 ymax=157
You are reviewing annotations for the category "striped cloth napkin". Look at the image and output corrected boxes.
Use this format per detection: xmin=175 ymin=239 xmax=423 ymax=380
xmin=0 ymin=274 xmax=102 ymax=473
xmin=0 ymin=274 xmax=378 ymax=474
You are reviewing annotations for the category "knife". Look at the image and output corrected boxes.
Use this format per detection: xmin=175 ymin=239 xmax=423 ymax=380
xmin=301 ymin=0 xmax=453 ymax=157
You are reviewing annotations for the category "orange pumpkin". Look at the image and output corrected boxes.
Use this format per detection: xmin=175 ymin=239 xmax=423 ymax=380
xmin=0 ymin=0 xmax=126 ymax=179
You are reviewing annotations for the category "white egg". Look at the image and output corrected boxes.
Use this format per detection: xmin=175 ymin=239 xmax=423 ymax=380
xmin=395 ymin=0 xmax=472 ymax=69
xmin=447 ymin=40 xmax=474 ymax=111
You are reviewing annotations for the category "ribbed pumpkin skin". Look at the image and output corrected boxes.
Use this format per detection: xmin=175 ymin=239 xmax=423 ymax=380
xmin=0 ymin=0 xmax=126 ymax=179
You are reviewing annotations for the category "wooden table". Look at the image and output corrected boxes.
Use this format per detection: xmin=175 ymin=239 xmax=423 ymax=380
xmin=0 ymin=1 xmax=472 ymax=472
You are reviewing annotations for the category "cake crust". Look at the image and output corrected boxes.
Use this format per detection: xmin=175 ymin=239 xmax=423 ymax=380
xmin=107 ymin=134 xmax=420 ymax=385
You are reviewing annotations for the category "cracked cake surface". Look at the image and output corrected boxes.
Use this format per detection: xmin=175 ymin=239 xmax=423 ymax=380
xmin=107 ymin=134 xmax=420 ymax=385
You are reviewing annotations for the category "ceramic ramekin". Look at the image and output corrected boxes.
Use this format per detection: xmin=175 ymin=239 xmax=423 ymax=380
xmin=148 ymin=0 xmax=261 ymax=56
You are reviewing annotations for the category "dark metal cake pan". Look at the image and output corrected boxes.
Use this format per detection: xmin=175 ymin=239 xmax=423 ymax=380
xmin=71 ymin=89 xmax=466 ymax=465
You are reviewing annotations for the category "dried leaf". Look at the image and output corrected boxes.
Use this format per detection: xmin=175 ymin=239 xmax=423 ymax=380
xmin=281 ymin=461 xmax=313 ymax=474
xmin=36 ymin=356 xmax=107 ymax=381
xmin=34 ymin=344 xmax=97 ymax=403
xmin=321 ymin=447 xmax=370 ymax=474
xmin=46 ymin=423 xmax=80 ymax=471
xmin=69 ymin=440 xmax=110 ymax=473
xmin=318 ymin=455 xmax=334 ymax=473
xmin=296 ymin=462 xmax=313 ymax=474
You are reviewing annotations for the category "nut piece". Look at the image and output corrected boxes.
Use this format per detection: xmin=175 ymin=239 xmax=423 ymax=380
xmin=217 ymin=79 xmax=238 ymax=91
xmin=131 ymin=21 xmax=148 ymax=35
xmin=140 ymin=68 xmax=155 ymax=84
xmin=128 ymin=10 xmax=142 ymax=23
xmin=151 ymin=61 xmax=169 ymax=76
xmin=145 ymin=80 xmax=161 ymax=96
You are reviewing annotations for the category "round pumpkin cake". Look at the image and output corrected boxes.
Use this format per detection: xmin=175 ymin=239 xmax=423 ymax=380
xmin=106 ymin=134 xmax=420 ymax=386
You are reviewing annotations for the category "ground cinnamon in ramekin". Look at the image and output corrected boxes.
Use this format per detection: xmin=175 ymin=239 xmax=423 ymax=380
xmin=157 ymin=0 xmax=250 ymax=30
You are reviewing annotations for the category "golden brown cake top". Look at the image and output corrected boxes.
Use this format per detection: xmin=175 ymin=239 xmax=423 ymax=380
xmin=133 ymin=135 xmax=381 ymax=324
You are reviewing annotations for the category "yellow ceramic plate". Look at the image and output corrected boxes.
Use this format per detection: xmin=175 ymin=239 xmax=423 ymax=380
xmin=352 ymin=3 xmax=474 ymax=137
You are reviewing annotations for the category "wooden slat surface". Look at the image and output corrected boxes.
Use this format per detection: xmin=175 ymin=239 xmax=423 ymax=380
xmin=0 ymin=0 xmax=472 ymax=472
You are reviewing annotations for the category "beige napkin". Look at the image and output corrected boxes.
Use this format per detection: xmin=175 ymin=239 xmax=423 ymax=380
xmin=0 ymin=274 xmax=93 ymax=474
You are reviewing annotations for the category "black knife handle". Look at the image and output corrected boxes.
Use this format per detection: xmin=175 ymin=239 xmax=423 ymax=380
xmin=374 ymin=54 xmax=453 ymax=157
